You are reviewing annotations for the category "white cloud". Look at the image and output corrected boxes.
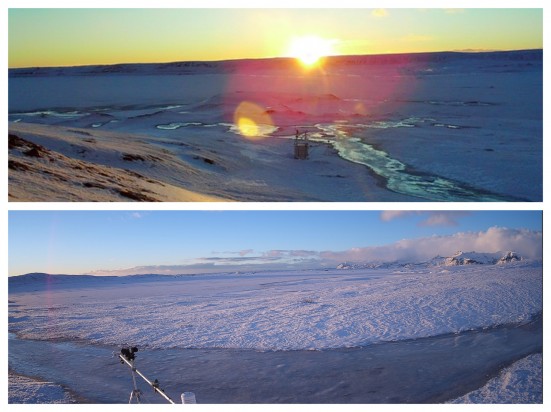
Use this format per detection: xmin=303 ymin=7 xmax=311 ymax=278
xmin=380 ymin=211 xmax=470 ymax=226
xmin=321 ymin=227 xmax=542 ymax=263
xmin=84 ymin=227 xmax=541 ymax=276
xmin=419 ymin=212 xmax=470 ymax=227
xmin=380 ymin=211 xmax=414 ymax=221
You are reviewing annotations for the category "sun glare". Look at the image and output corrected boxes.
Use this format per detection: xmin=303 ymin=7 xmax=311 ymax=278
xmin=233 ymin=101 xmax=275 ymax=140
xmin=288 ymin=36 xmax=335 ymax=67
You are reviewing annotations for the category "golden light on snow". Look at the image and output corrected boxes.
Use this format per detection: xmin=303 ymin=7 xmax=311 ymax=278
xmin=233 ymin=101 xmax=275 ymax=140
xmin=288 ymin=35 xmax=336 ymax=67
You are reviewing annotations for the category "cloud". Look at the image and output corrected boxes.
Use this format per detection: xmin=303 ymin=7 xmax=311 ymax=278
xmin=380 ymin=211 xmax=414 ymax=221
xmin=380 ymin=211 xmax=470 ymax=226
xmin=85 ymin=228 xmax=541 ymax=276
xmin=87 ymin=258 xmax=320 ymax=277
xmin=419 ymin=212 xmax=470 ymax=227
xmin=320 ymin=227 xmax=542 ymax=263
xmin=264 ymin=250 xmax=285 ymax=258
xmin=87 ymin=249 xmax=323 ymax=276
xmin=289 ymin=250 xmax=318 ymax=257
xmin=371 ymin=9 xmax=389 ymax=18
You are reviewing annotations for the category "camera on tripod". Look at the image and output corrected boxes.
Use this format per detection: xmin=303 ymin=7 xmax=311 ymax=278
xmin=120 ymin=346 xmax=139 ymax=362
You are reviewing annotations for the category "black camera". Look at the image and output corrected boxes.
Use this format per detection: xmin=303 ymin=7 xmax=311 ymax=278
xmin=121 ymin=346 xmax=139 ymax=361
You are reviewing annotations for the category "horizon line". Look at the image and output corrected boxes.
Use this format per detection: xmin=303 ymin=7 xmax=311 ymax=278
xmin=8 ymin=47 xmax=543 ymax=70
xmin=9 ymin=250 xmax=539 ymax=278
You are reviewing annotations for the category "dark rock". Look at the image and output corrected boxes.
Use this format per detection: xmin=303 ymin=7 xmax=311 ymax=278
xmin=24 ymin=147 xmax=45 ymax=158
xmin=8 ymin=160 xmax=30 ymax=171
xmin=122 ymin=154 xmax=146 ymax=162
xmin=116 ymin=189 xmax=157 ymax=202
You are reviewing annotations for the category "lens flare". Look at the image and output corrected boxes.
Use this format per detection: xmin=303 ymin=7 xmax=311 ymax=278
xmin=237 ymin=117 xmax=259 ymax=137
xmin=233 ymin=101 xmax=275 ymax=140
xmin=288 ymin=35 xmax=335 ymax=68
xmin=354 ymin=101 xmax=369 ymax=116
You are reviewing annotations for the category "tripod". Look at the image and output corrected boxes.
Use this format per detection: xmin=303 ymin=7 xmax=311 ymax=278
xmin=119 ymin=347 xmax=176 ymax=404
xmin=128 ymin=359 xmax=145 ymax=404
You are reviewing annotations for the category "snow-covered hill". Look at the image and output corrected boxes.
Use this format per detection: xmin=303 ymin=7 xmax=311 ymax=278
xmin=443 ymin=251 xmax=522 ymax=266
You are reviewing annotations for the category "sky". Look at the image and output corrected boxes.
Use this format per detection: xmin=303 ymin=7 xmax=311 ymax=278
xmin=8 ymin=210 xmax=542 ymax=277
xmin=8 ymin=8 xmax=543 ymax=68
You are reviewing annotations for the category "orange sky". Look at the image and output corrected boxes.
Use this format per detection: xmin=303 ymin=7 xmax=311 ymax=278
xmin=9 ymin=8 xmax=543 ymax=68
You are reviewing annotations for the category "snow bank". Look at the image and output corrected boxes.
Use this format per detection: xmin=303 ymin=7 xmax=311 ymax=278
xmin=8 ymin=372 xmax=78 ymax=404
xmin=449 ymin=353 xmax=543 ymax=404
xmin=8 ymin=263 xmax=542 ymax=351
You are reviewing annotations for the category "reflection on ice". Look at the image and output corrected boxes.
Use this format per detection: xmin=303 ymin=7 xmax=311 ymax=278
xmin=229 ymin=122 xmax=279 ymax=139
xmin=156 ymin=122 xmax=203 ymax=130
xmin=11 ymin=110 xmax=86 ymax=119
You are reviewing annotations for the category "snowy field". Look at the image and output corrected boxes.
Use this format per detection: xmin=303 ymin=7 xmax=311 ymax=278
xmin=448 ymin=353 xmax=543 ymax=404
xmin=8 ymin=372 xmax=79 ymax=404
xmin=8 ymin=258 xmax=543 ymax=403
xmin=8 ymin=50 xmax=542 ymax=201
xmin=9 ymin=261 xmax=542 ymax=350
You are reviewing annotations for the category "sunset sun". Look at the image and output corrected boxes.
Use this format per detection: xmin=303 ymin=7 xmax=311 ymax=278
xmin=288 ymin=35 xmax=336 ymax=67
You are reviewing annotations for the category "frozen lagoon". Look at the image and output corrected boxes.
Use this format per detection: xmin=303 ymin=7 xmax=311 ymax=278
xmin=8 ymin=51 xmax=542 ymax=201
xmin=8 ymin=317 xmax=542 ymax=403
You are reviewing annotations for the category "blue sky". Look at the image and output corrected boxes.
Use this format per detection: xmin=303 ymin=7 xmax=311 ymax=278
xmin=8 ymin=210 xmax=541 ymax=276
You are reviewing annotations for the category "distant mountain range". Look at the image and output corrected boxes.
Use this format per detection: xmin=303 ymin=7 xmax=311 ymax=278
xmin=336 ymin=251 xmax=525 ymax=270
xmin=7 ymin=272 xmax=194 ymax=293
xmin=9 ymin=49 xmax=542 ymax=77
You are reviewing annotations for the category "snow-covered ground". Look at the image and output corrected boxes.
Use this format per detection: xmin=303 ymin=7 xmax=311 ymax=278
xmin=449 ymin=353 xmax=543 ymax=404
xmin=8 ymin=371 xmax=79 ymax=404
xmin=8 ymin=257 xmax=542 ymax=403
xmin=8 ymin=261 xmax=542 ymax=351
xmin=8 ymin=50 xmax=542 ymax=201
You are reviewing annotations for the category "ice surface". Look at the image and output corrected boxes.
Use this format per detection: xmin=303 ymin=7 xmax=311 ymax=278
xmin=8 ymin=50 xmax=542 ymax=201
xmin=8 ymin=318 xmax=542 ymax=404
xmin=8 ymin=262 xmax=542 ymax=351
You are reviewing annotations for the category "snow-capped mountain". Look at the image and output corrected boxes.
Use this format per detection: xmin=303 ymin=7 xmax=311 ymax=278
xmin=443 ymin=251 xmax=522 ymax=266
xmin=336 ymin=251 xmax=523 ymax=270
